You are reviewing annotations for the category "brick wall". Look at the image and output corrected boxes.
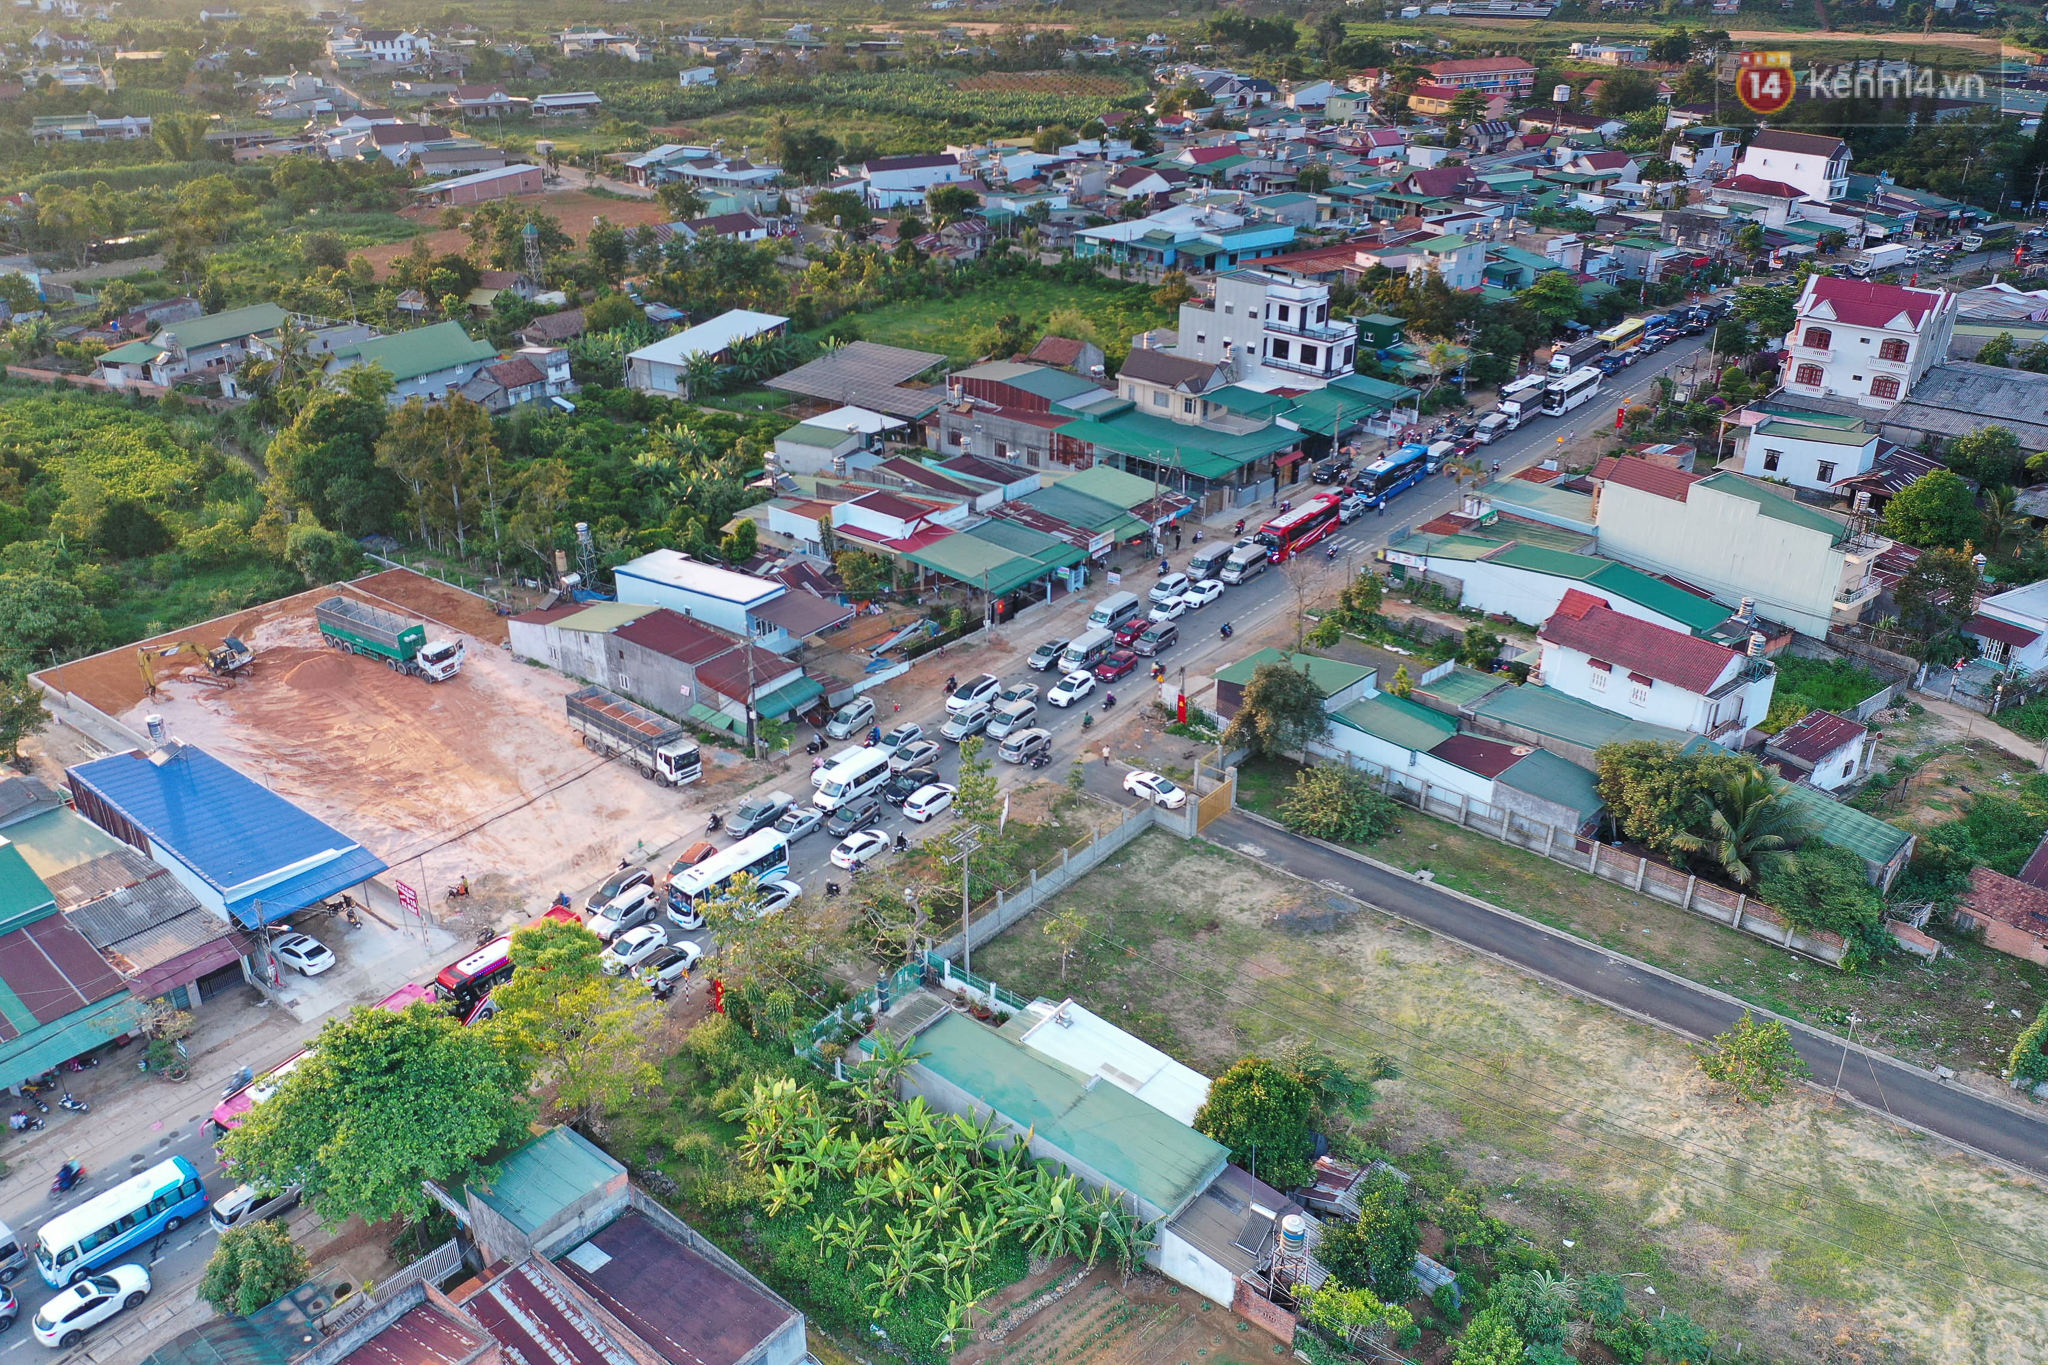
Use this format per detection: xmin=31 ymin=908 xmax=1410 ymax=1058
xmin=1231 ymin=1279 xmax=1298 ymax=1344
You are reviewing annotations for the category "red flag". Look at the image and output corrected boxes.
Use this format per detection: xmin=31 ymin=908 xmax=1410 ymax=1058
xmin=709 ymin=978 xmax=726 ymax=1013
xmin=1615 ymin=406 xmax=1625 ymax=430
xmin=1177 ymin=692 xmax=1188 ymax=724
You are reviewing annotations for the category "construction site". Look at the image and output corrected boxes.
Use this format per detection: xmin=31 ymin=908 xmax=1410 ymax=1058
xmin=31 ymin=569 xmax=751 ymax=918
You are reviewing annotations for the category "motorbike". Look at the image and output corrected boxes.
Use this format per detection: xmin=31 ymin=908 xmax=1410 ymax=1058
xmin=9 ymin=1112 xmax=42 ymax=1132
xmin=57 ymin=1094 xmax=87 ymax=1115
xmin=474 ymin=926 xmax=495 ymax=946
xmin=651 ymin=977 xmax=678 ymax=1002
xmin=1081 ymin=712 xmax=1094 ymax=731
xmin=445 ymin=879 xmax=471 ymax=900
xmin=49 ymin=1164 xmax=84 ymax=1198
xmin=1102 ymin=692 xmax=1117 ymax=711
xmin=1219 ymin=623 xmax=1234 ymax=639
xmin=805 ymin=735 xmax=824 ymax=756
xmin=22 ymin=1094 xmax=46 ymax=1116
xmin=1028 ymin=752 xmax=1050 ymax=770
xmin=894 ymin=833 xmax=909 ymax=853
xmin=824 ymin=880 xmax=843 ymax=899
xmin=706 ymin=811 xmax=723 ymax=834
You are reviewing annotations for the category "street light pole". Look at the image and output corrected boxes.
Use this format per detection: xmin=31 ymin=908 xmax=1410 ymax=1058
xmin=941 ymin=824 xmax=983 ymax=975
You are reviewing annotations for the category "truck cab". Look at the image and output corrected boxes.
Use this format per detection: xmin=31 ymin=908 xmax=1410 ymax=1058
xmin=417 ymin=638 xmax=465 ymax=681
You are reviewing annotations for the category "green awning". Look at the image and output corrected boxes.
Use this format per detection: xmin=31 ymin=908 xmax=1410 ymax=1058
xmin=753 ymin=674 xmax=824 ymax=719
xmin=0 ymin=995 xmax=143 ymax=1092
xmin=688 ymin=703 xmax=742 ymax=732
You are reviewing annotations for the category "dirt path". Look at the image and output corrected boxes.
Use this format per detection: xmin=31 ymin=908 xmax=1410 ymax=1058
xmin=1913 ymin=694 xmax=2046 ymax=771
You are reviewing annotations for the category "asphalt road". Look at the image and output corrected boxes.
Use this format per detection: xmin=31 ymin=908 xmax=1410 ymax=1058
xmin=0 ymin=1112 xmax=223 ymax=1356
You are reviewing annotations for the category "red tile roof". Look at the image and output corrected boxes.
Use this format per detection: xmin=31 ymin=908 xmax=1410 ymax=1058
xmin=1554 ymin=587 xmax=1609 ymax=620
xmin=1966 ymin=613 xmax=2041 ymax=648
xmin=1717 ymin=174 xmax=1807 ymax=200
xmin=1541 ymin=602 xmax=1737 ymax=694
xmin=1767 ymin=708 xmax=1866 ymax=765
xmin=1804 ymin=274 xmax=1945 ymax=329
xmin=1590 ymin=455 xmax=1703 ymax=502
xmin=1183 ymin=144 xmax=1244 ymax=164
xmin=1962 ymin=866 xmax=2048 ymax=938
xmin=847 ymin=489 xmax=942 ymax=521
xmin=1027 ymin=335 xmax=1089 ymax=367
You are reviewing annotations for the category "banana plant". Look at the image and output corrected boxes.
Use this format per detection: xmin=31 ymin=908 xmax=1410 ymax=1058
xmin=827 ymin=1211 xmax=879 ymax=1272
xmin=884 ymin=1095 xmax=946 ymax=1158
xmin=946 ymin=1107 xmax=1006 ymax=1163
xmin=1002 ymin=1168 xmax=1092 ymax=1261
xmin=762 ymin=1162 xmax=816 ymax=1218
xmin=850 ymin=1171 xmax=893 ymax=1211
xmin=945 ymin=1211 xmax=1003 ymax=1271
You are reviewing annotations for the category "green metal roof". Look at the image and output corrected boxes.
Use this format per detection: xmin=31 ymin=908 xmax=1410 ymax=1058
xmin=779 ymin=422 xmax=858 ymax=448
xmin=1333 ymin=691 xmax=1458 ymax=752
xmin=1749 ymin=401 xmax=1863 ymax=429
xmin=1415 ymin=664 xmax=1509 ymax=708
xmin=1498 ymin=747 xmax=1604 ymax=824
xmin=1586 ymin=562 xmax=1730 ymax=635
xmin=1215 ymin=647 xmax=1374 ymax=696
xmin=1404 ymin=533 xmax=1508 ymax=562
xmin=0 ymin=842 xmax=54 ymax=935
xmin=1022 ymin=483 xmax=1147 ymax=539
xmin=914 ymin=1011 xmax=1227 ymax=1218
xmin=907 ymin=533 xmax=1025 ymax=589
xmin=1753 ymin=419 xmax=1873 ymax=447
xmin=968 ymin=518 xmax=1085 ymax=574
xmin=1774 ymin=780 xmax=1913 ymax=867
xmin=1490 ymin=543 xmax=1605 ymax=580
xmin=1327 ymin=372 xmax=1421 ymax=405
xmin=1053 ymin=409 xmax=1299 ymax=482
xmin=0 ymin=993 xmax=142 ymax=1092
xmin=158 ymin=303 xmax=287 ymax=350
xmin=1051 ymin=463 xmax=1162 ymax=511
xmin=1 ymin=807 xmax=128 ymax=885
xmin=1696 ymin=472 xmax=1845 ymax=539
xmin=138 ymin=1300 xmax=315 ymax=1365
xmin=754 ymin=673 xmax=824 ymax=719
xmin=329 ymin=320 xmax=497 ymax=384
xmin=1204 ymin=385 xmax=1294 ymax=418
xmin=1472 ymin=684 xmax=1716 ymax=753
xmin=467 ymin=1126 xmax=624 ymax=1234
xmin=1415 ymin=233 xmax=1469 ymax=252
xmin=1483 ymin=480 xmax=1597 ymax=533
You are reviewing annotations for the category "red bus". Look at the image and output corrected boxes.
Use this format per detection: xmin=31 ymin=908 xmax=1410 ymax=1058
xmin=210 ymin=983 xmax=433 ymax=1138
xmin=1254 ymin=494 xmax=1344 ymax=563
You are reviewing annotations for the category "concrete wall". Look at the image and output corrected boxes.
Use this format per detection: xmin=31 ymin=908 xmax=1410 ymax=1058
xmin=509 ymin=619 xmax=611 ymax=683
xmin=1156 ymin=1227 xmax=1237 ymax=1307
xmin=1311 ymin=730 xmax=1495 ymax=806
xmin=1955 ymin=912 xmax=2048 ymax=966
xmin=1595 ymin=480 xmax=1844 ymax=638
xmin=1540 ymin=644 xmax=1726 ymax=732
xmin=1419 ymin=556 xmax=1701 ymax=634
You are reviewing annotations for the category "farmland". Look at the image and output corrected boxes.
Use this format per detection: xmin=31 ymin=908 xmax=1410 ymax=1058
xmin=597 ymin=69 xmax=1148 ymax=135
xmin=816 ymin=278 xmax=1175 ymax=366
xmin=969 ymin=829 xmax=2048 ymax=1365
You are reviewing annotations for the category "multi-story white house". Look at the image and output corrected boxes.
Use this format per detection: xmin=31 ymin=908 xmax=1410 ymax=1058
xmin=1735 ymin=129 xmax=1851 ymax=202
xmin=1781 ymin=274 xmax=1956 ymax=410
xmin=1404 ymin=233 xmax=1486 ymax=292
xmin=1175 ymin=269 xmax=1358 ymax=389
xmin=1538 ymin=592 xmax=1775 ymax=740
xmin=1734 ymin=407 xmax=1879 ymax=491
xmin=1423 ymin=56 xmax=1536 ymax=100
xmin=850 ymin=154 xmax=972 ymax=208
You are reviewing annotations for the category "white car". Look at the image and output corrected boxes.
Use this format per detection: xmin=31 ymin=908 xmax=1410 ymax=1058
xmin=274 ymin=934 xmax=335 ymax=977
xmin=946 ymin=674 xmax=1002 ymax=713
xmin=831 ymin=828 xmax=892 ymax=870
xmin=32 ymin=1265 xmax=149 ymax=1349
xmin=1123 ymin=770 xmax=1189 ymax=810
xmin=1338 ymin=495 xmax=1368 ymax=523
xmin=1180 ymin=579 xmax=1226 ymax=610
xmin=903 ymin=783 xmax=958 ymax=822
xmin=1147 ymin=598 xmax=1187 ymax=624
xmin=889 ymin=739 xmax=944 ymax=773
xmin=1047 ymin=670 xmax=1096 ymax=708
xmin=879 ymin=722 xmax=924 ymax=751
xmin=601 ymin=924 xmax=669 ymax=974
xmin=1149 ymin=573 xmax=1192 ymax=604
xmin=588 ymin=883 xmax=660 ymax=942
xmin=749 ymin=878 xmax=803 ymax=918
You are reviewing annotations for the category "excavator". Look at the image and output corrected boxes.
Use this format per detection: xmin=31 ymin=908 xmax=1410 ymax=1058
xmin=138 ymin=637 xmax=254 ymax=698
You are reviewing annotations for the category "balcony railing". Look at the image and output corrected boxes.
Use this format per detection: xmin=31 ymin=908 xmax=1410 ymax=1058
xmin=1263 ymin=349 xmax=1347 ymax=378
xmin=1833 ymin=576 xmax=1881 ymax=613
xmin=1266 ymin=316 xmax=1356 ymax=342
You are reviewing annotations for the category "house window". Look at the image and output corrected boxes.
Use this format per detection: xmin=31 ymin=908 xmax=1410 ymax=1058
xmin=1223 ymin=303 xmax=1234 ymax=315
xmin=1301 ymin=344 xmax=1320 ymax=368
xmin=1816 ymin=460 xmax=1837 ymax=483
xmin=1762 ymin=449 xmax=1781 ymax=471
xmin=1588 ymin=663 xmax=1608 ymax=691
xmin=1795 ymin=363 xmax=1824 ymax=386
xmin=1277 ymin=304 xmax=1292 ymax=323
xmin=1842 ymin=759 xmax=1856 ymax=779
xmin=1195 ymin=333 xmax=1207 ymax=345
xmin=1879 ymin=338 xmax=1908 ymax=362
xmin=1153 ymin=391 xmax=1168 ymax=407
xmin=1270 ymin=339 xmax=1291 ymax=361
xmin=1869 ymin=375 xmax=1900 ymax=400
xmin=1803 ymin=326 xmax=1831 ymax=350
xmin=1628 ymin=677 xmax=1650 ymax=707
xmin=1183 ymin=397 xmax=1196 ymax=414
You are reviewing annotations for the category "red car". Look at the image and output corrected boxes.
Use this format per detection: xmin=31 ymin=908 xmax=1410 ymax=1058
xmin=1114 ymin=618 xmax=1149 ymax=647
xmin=1094 ymin=649 xmax=1140 ymax=682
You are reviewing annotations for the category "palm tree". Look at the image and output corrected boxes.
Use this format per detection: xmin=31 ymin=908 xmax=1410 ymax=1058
xmin=1981 ymin=487 xmax=2030 ymax=559
xmin=1669 ymin=767 xmax=1809 ymax=887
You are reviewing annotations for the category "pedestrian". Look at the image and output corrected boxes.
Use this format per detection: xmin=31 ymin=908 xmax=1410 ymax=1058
xmin=1101 ymin=744 xmax=1111 ymax=767
xmin=1174 ymin=529 xmax=1182 ymax=549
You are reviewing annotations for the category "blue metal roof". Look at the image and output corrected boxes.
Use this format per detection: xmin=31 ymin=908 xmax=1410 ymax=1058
xmin=68 ymin=746 xmax=388 ymax=929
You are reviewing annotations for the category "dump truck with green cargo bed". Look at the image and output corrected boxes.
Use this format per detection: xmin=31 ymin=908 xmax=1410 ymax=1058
xmin=314 ymin=597 xmax=465 ymax=681
xmin=566 ymin=685 xmax=702 ymax=786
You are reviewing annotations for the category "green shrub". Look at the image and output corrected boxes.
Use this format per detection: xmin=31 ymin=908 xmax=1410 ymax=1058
xmin=1279 ymin=764 xmax=1401 ymax=844
xmin=1771 ymin=655 xmax=1888 ymax=711
xmin=2009 ymin=1004 xmax=2048 ymax=1085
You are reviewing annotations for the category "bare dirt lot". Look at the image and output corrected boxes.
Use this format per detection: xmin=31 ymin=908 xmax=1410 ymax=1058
xmin=357 ymin=189 xmax=676 ymax=278
xmin=970 ymin=830 xmax=2048 ymax=1365
xmin=962 ymin=1266 xmax=1275 ymax=1365
xmin=47 ymin=570 xmax=723 ymax=919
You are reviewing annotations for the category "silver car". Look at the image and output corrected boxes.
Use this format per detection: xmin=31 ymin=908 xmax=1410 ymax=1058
xmin=940 ymin=703 xmax=992 ymax=741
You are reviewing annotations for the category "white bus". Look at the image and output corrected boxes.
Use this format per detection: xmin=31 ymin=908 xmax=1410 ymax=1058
xmin=811 ymin=747 xmax=890 ymax=811
xmin=1496 ymin=373 xmax=1551 ymax=423
xmin=36 ymin=1157 xmax=207 ymax=1286
xmin=1543 ymin=366 xmax=1604 ymax=417
xmin=668 ymin=830 xmax=792 ymax=925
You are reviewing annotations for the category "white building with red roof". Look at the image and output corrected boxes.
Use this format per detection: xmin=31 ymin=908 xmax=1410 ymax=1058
xmin=1763 ymin=708 xmax=1872 ymax=792
xmin=1423 ymin=56 xmax=1536 ymax=100
xmin=1537 ymin=592 xmax=1775 ymax=739
xmin=1735 ymin=129 xmax=1851 ymax=202
xmin=1782 ymin=274 xmax=1956 ymax=410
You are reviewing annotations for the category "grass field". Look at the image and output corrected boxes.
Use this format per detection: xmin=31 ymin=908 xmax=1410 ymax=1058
xmin=817 ymin=278 xmax=1174 ymax=366
xmin=1230 ymin=756 xmax=2047 ymax=1091
xmin=968 ymin=826 xmax=2048 ymax=1365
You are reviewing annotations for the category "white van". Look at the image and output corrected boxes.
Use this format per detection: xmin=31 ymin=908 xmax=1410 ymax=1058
xmin=1087 ymin=591 xmax=1144 ymax=632
xmin=985 ymin=698 xmax=1040 ymax=739
xmin=1060 ymin=627 xmax=1116 ymax=672
xmin=813 ymin=747 xmax=891 ymax=811
xmin=1220 ymin=544 xmax=1269 ymax=584
xmin=812 ymin=744 xmax=864 ymax=788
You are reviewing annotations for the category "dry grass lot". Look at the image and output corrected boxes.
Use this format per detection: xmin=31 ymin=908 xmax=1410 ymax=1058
xmin=970 ymin=829 xmax=2048 ymax=1365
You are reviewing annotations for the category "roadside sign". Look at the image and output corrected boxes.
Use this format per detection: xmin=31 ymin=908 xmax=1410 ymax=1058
xmin=396 ymin=881 xmax=419 ymax=915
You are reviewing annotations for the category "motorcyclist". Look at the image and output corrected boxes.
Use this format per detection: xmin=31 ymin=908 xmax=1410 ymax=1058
xmin=54 ymin=1161 xmax=80 ymax=1190
xmin=944 ymin=675 xmax=957 ymax=695
xmin=1103 ymin=691 xmax=1116 ymax=709
xmin=1220 ymin=622 xmax=1234 ymax=638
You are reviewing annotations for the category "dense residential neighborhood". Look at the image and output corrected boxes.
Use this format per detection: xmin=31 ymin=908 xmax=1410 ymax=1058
xmin=4 ymin=6 xmax=2048 ymax=1365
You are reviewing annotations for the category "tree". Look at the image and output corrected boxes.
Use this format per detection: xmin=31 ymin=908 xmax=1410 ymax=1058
xmin=1892 ymin=546 xmax=1981 ymax=649
xmin=376 ymin=395 xmax=501 ymax=553
xmin=1882 ymin=470 xmax=1978 ymax=549
xmin=1279 ymin=764 xmax=1399 ymax=843
xmin=1592 ymin=70 xmax=1659 ymax=115
xmin=1755 ymin=842 xmax=1883 ymax=947
xmin=1486 ymin=1271 xmax=1573 ymax=1347
xmin=586 ymin=217 xmax=630 ymax=283
xmin=806 ymin=190 xmax=872 ymax=236
xmin=1453 ymin=1308 xmax=1528 ymax=1365
xmin=584 ymin=291 xmax=641 ymax=334
xmin=656 ymin=181 xmax=707 ymax=221
xmin=486 ymin=918 xmax=661 ymax=1120
xmin=836 ymin=550 xmax=890 ymax=599
xmin=1732 ymin=221 xmax=1767 ymax=263
xmin=1042 ymin=908 xmax=1088 ymax=981
xmin=1976 ymin=331 xmax=2017 ymax=367
xmin=1520 ymin=270 xmax=1583 ymax=325
xmin=1296 ymin=1283 xmax=1414 ymax=1347
xmin=302 ymin=232 xmax=349 ymax=272
xmin=952 ymin=734 xmax=1002 ymax=829
xmin=284 ymin=523 xmax=364 ymax=586
xmin=1697 ymin=1009 xmax=1807 ymax=1105
xmin=1950 ymin=424 xmax=2025 ymax=487
xmin=265 ymin=366 xmax=402 ymax=537
xmin=1221 ymin=659 xmax=1330 ymax=757
xmin=1459 ymin=623 xmax=1504 ymax=669
xmin=199 ymin=1221 xmax=309 ymax=1317
xmin=925 ymin=184 xmax=980 ymax=226
xmin=0 ymin=670 xmax=48 ymax=763
xmin=1667 ymin=766 xmax=1808 ymax=887
xmin=1593 ymin=741 xmax=1753 ymax=857
xmin=1389 ymin=664 xmax=1413 ymax=697
xmin=1317 ymin=1168 xmax=1419 ymax=1299
xmin=1031 ymin=124 xmax=1075 ymax=154
xmin=721 ymin=517 xmax=759 ymax=565
xmin=1296 ymin=162 xmax=1332 ymax=194
xmin=0 ymin=563 xmax=102 ymax=669
xmin=0 ymin=272 xmax=38 ymax=316
xmin=95 ymin=498 xmax=172 ymax=558
xmin=1195 ymin=1057 xmax=1317 ymax=1187
xmin=222 ymin=1002 xmax=532 ymax=1227
xmin=1731 ymin=283 xmax=1796 ymax=343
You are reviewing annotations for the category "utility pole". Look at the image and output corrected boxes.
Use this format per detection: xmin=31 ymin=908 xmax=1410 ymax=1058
xmin=941 ymin=824 xmax=983 ymax=974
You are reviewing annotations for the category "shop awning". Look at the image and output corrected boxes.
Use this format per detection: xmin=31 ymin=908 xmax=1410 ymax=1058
xmin=752 ymin=674 xmax=825 ymax=719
